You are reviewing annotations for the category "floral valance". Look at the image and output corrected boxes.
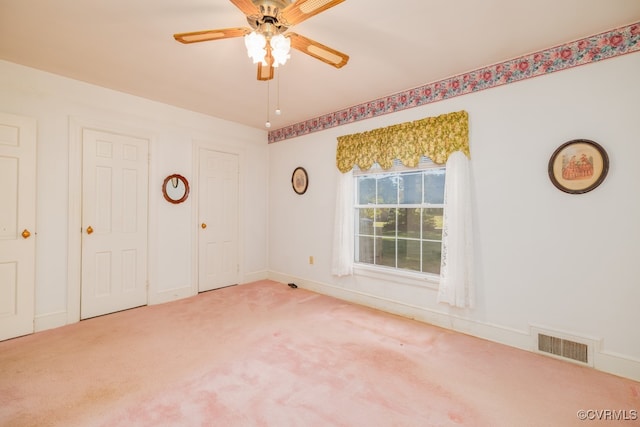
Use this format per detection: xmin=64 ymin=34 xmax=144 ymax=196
xmin=336 ymin=110 xmax=469 ymax=173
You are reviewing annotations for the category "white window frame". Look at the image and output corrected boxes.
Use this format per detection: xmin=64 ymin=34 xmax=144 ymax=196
xmin=353 ymin=159 xmax=444 ymax=289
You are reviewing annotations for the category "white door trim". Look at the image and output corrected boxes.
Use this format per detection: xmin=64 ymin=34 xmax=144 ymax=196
xmin=192 ymin=139 xmax=246 ymax=291
xmin=67 ymin=116 xmax=155 ymax=324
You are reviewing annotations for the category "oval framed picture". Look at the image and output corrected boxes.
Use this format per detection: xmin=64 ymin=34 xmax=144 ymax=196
xmin=548 ymin=139 xmax=609 ymax=194
xmin=291 ymin=167 xmax=308 ymax=195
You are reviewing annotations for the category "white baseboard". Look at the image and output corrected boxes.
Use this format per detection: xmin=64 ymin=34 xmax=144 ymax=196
xmin=267 ymin=271 xmax=640 ymax=382
xmin=149 ymin=269 xmax=268 ymax=305
xmin=34 ymin=311 xmax=68 ymax=332
xmin=595 ymin=350 xmax=640 ymax=381
xmin=243 ymin=269 xmax=268 ymax=284
xmin=150 ymin=286 xmax=196 ymax=305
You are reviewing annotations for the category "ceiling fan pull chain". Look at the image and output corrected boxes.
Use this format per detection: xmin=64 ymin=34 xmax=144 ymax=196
xmin=265 ymin=79 xmax=271 ymax=128
xmin=275 ymin=69 xmax=282 ymax=116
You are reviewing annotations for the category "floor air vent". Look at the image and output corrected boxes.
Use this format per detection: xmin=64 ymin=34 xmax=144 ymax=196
xmin=537 ymin=333 xmax=589 ymax=364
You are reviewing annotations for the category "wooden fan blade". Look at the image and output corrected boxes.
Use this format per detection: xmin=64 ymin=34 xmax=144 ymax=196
xmin=282 ymin=0 xmax=345 ymax=26
xmin=288 ymin=32 xmax=349 ymax=68
xmin=229 ymin=0 xmax=260 ymax=16
xmin=174 ymin=27 xmax=250 ymax=44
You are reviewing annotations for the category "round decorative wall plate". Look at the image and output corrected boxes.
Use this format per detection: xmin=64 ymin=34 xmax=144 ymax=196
xmin=548 ymin=139 xmax=609 ymax=194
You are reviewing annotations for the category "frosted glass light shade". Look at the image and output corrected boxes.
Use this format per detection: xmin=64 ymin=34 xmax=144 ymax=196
xmin=244 ymin=32 xmax=267 ymax=64
xmin=270 ymin=34 xmax=291 ymax=67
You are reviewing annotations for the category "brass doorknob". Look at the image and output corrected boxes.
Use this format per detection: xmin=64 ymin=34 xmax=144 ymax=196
xmin=21 ymin=229 xmax=31 ymax=239
xmin=201 ymin=223 xmax=207 ymax=229
xmin=86 ymin=226 xmax=94 ymax=235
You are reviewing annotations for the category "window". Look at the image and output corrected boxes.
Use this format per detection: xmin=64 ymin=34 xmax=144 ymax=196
xmin=354 ymin=161 xmax=445 ymax=276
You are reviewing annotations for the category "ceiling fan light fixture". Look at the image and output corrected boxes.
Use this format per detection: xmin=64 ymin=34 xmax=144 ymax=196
xmin=244 ymin=31 xmax=267 ymax=64
xmin=270 ymin=34 xmax=291 ymax=67
xmin=174 ymin=0 xmax=349 ymax=81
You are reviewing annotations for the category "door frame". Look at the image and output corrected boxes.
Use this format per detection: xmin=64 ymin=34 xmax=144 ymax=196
xmin=67 ymin=117 xmax=155 ymax=323
xmin=192 ymin=140 xmax=246 ymax=292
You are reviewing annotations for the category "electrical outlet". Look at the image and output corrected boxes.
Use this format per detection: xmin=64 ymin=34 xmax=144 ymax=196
xmin=309 ymin=256 xmax=314 ymax=265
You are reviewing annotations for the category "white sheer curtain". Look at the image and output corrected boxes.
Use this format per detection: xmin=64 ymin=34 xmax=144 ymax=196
xmin=437 ymin=151 xmax=475 ymax=308
xmin=331 ymin=170 xmax=354 ymax=276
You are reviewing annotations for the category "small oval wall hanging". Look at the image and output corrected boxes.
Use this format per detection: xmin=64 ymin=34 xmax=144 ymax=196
xmin=291 ymin=167 xmax=308 ymax=195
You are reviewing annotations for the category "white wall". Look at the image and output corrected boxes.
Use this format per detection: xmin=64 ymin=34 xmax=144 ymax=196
xmin=268 ymin=52 xmax=640 ymax=380
xmin=0 ymin=60 xmax=269 ymax=328
xmin=2 ymin=50 xmax=638 ymax=380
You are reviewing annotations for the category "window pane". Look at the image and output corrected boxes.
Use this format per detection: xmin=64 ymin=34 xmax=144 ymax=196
xmin=424 ymin=169 xmax=445 ymax=204
xmin=358 ymin=236 xmax=375 ymax=264
xmin=397 ymin=239 xmax=421 ymax=271
xmin=398 ymin=208 xmax=421 ymax=238
xmin=377 ymin=175 xmax=398 ymax=204
xmin=376 ymin=208 xmax=396 ymax=237
xmin=423 ymin=208 xmax=444 ymax=240
xmin=399 ymin=172 xmax=422 ymax=204
xmin=357 ymin=208 xmax=374 ymax=235
xmin=422 ymin=241 xmax=441 ymax=274
xmin=378 ymin=237 xmax=396 ymax=268
xmin=357 ymin=177 xmax=376 ymax=204
xmin=354 ymin=166 xmax=445 ymax=276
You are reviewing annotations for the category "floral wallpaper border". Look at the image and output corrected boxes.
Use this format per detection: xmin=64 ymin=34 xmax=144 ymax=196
xmin=268 ymin=22 xmax=639 ymax=144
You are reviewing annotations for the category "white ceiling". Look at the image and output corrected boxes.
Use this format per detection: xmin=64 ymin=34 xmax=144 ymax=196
xmin=1 ymin=0 xmax=639 ymax=131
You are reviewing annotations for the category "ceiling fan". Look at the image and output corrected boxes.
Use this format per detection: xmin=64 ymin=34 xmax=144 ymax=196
xmin=174 ymin=0 xmax=349 ymax=81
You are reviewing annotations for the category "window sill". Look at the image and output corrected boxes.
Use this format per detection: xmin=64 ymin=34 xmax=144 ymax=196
xmin=353 ymin=264 xmax=440 ymax=290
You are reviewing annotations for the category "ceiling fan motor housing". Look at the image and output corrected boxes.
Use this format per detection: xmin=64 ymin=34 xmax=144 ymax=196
xmin=247 ymin=0 xmax=293 ymax=35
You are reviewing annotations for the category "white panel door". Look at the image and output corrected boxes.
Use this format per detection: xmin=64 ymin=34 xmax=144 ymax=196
xmin=0 ymin=113 xmax=36 ymax=341
xmin=199 ymin=149 xmax=239 ymax=292
xmin=81 ymin=129 xmax=148 ymax=319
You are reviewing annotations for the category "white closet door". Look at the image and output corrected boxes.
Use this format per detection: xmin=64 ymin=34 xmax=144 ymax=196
xmin=0 ymin=112 xmax=36 ymax=341
xmin=199 ymin=149 xmax=240 ymax=292
xmin=81 ymin=128 xmax=149 ymax=319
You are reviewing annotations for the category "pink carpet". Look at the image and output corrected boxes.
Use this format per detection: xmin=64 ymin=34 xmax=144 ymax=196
xmin=1 ymin=280 xmax=638 ymax=426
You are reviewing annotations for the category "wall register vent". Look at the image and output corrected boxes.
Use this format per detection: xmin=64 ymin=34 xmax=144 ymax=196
xmin=538 ymin=333 xmax=588 ymax=363
xmin=531 ymin=326 xmax=596 ymax=367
